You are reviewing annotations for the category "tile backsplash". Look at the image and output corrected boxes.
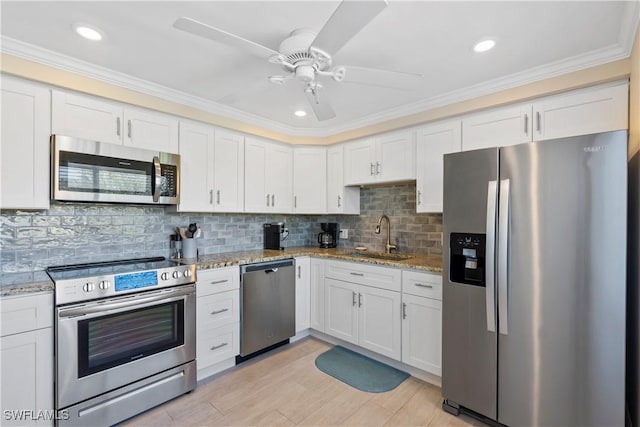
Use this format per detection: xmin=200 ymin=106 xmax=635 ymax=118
xmin=0 ymin=184 xmax=441 ymax=276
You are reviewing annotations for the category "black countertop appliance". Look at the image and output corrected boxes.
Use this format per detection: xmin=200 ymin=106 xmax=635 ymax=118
xmin=318 ymin=222 xmax=338 ymax=248
xmin=264 ymin=222 xmax=287 ymax=250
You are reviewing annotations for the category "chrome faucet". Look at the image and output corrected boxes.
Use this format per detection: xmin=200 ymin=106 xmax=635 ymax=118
xmin=374 ymin=214 xmax=397 ymax=253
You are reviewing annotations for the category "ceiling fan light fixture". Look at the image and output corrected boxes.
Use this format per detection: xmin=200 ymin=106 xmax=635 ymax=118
xmin=268 ymin=75 xmax=286 ymax=84
xmin=73 ymin=23 xmax=103 ymax=41
xmin=294 ymin=110 xmax=307 ymax=117
xmin=473 ymin=39 xmax=496 ymax=53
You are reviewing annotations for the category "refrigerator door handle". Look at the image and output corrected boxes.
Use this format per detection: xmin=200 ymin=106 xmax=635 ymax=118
xmin=485 ymin=180 xmax=498 ymax=333
xmin=498 ymin=178 xmax=510 ymax=335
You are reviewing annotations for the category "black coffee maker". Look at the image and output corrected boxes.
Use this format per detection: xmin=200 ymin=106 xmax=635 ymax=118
xmin=264 ymin=222 xmax=288 ymax=250
xmin=318 ymin=223 xmax=338 ymax=248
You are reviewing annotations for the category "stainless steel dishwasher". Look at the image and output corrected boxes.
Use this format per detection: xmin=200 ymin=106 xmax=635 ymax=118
xmin=240 ymin=259 xmax=295 ymax=357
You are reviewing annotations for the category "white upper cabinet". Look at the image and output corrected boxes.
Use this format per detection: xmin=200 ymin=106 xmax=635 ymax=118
xmin=212 ymin=129 xmax=245 ymax=212
xmin=462 ymin=103 xmax=532 ymax=151
xmin=52 ymin=90 xmax=179 ymax=153
xmin=416 ymin=120 xmax=462 ymax=213
xmin=244 ymin=137 xmax=292 ymax=213
xmin=532 ymin=82 xmax=628 ymax=141
xmin=344 ymin=130 xmax=415 ymax=185
xmin=1 ymin=76 xmax=50 ymax=210
xmin=327 ymin=145 xmax=360 ymax=214
xmin=293 ymin=147 xmax=326 ymax=214
xmin=178 ymin=122 xmax=244 ymax=213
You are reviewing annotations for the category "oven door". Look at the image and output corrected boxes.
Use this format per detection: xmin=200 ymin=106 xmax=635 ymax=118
xmin=56 ymin=284 xmax=195 ymax=409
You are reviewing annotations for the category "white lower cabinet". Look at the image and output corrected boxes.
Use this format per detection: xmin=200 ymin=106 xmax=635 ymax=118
xmin=295 ymin=257 xmax=311 ymax=333
xmin=195 ymin=266 xmax=240 ymax=380
xmin=401 ymin=270 xmax=442 ymax=376
xmin=309 ymin=258 xmax=326 ymax=332
xmin=0 ymin=293 xmax=53 ymax=427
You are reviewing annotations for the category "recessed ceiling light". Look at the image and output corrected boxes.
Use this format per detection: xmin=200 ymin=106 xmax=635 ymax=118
xmin=73 ymin=24 xmax=103 ymax=41
xmin=294 ymin=110 xmax=307 ymax=117
xmin=473 ymin=39 xmax=496 ymax=53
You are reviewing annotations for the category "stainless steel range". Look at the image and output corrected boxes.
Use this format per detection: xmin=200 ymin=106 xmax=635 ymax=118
xmin=47 ymin=257 xmax=197 ymax=427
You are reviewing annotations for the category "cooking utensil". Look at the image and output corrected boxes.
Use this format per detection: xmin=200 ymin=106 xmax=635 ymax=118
xmin=187 ymin=223 xmax=197 ymax=238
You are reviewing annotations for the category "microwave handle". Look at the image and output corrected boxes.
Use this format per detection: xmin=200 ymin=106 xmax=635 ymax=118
xmin=152 ymin=156 xmax=161 ymax=202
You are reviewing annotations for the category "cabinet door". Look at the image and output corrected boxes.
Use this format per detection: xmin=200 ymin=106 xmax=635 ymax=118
xmin=327 ymin=145 xmax=360 ymax=214
xmin=532 ymin=82 xmax=628 ymax=141
xmin=295 ymin=257 xmax=311 ymax=333
xmin=324 ymin=278 xmax=358 ymax=344
xmin=462 ymin=103 xmax=532 ymax=151
xmin=416 ymin=120 xmax=461 ymax=213
xmin=124 ymin=108 xmax=179 ymax=153
xmin=358 ymin=286 xmax=401 ymax=361
xmin=293 ymin=147 xmax=327 ymax=214
xmin=51 ymin=90 xmax=123 ymax=145
xmin=1 ymin=77 xmax=50 ymax=209
xmin=376 ymin=130 xmax=416 ymax=182
xmin=0 ymin=329 xmax=53 ymax=427
xmin=310 ymin=258 xmax=325 ymax=332
xmin=343 ymin=138 xmax=376 ymax=185
xmin=244 ymin=137 xmax=268 ymax=212
xmin=401 ymin=294 xmax=442 ymax=375
xmin=177 ymin=121 xmax=214 ymax=212
xmin=266 ymin=142 xmax=293 ymax=213
xmin=213 ymin=129 xmax=245 ymax=212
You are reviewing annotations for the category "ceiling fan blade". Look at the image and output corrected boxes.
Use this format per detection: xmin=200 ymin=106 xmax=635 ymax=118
xmin=174 ymin=17 xmax=279 ymax=60
xmin=305 ymin=87 xmax=336 ymax=121
xmin=340 ymin=65 xmax=422 ymax=90
xmin=311 ymin=0 xmax=387 ymax=55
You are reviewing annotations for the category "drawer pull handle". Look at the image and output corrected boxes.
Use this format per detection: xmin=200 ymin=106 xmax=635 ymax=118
xmin=415 ymin=283 xmax=433 ymax=289
xmin=350 ymin=272 xmax=364 ymax=276
xmin=210 ymin=279 xmax=229 ymax=285
xmin=211 ymin=308 xmax=229 ymax=315
xmin=210 ymin=342 xmax=228 ymax=351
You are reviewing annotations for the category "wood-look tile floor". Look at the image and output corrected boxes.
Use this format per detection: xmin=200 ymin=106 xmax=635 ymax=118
xmin=121 ymin=338 xmax=480 ymax=427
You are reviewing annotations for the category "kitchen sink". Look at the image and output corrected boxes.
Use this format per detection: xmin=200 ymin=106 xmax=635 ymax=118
xmin=347 ymin=251 xmax=413 ymax=261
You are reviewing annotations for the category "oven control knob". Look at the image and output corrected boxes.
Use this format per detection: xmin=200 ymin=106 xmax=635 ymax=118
xmin=172 ymin=271 xmax=181 ymax=279
xmin=161 ymin=272 xmax=169 ymax=281
xmin=183 ymin=269 xmax=192 ymax=278
xmin=83 ymin=282 xmax=95 ymax=292
xmin=99 ymin=280 xmax=110 ymax=290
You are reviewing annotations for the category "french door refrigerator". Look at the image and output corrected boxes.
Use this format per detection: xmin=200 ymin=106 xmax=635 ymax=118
xmin=441 ymin=130 xmax=627 ymax=426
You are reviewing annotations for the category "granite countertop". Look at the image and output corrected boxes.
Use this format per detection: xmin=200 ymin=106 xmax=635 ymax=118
xmin=191 ymin=247 xmax=442 ymax=273
xmin=0 ymin=271 xmax=54 ymax=297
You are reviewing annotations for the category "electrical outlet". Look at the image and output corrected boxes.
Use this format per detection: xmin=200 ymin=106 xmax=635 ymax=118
xmin=339 ymin=229 xmax=349 ymax=239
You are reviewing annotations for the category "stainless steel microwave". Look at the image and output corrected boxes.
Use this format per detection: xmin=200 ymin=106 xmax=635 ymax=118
xmin=51 ymin=135 xmax=180 ymax=205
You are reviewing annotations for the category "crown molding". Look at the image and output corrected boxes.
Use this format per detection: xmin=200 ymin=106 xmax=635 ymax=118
xmin=2 ymin=6 xmax=637 ymax=142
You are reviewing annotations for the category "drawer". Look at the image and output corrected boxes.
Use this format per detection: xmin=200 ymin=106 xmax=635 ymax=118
xmin=1 ymin=292 xmax=53 ymax=337
xmin=402 ymin=270 xmax=442 ymax=300
xmin=196 ymin=266 xmax=239 ymax=297
xmin=197 ymin=322 xmax=239 ymax=368
xmin=325 ymin=260 xmax=401 ymax=292
xmin=197 ymin=289 xmax=239 ymax=329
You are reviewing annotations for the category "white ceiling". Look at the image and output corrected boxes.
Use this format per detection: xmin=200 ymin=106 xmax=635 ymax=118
xmin=1 ymin=1 xmax=638 ymax=137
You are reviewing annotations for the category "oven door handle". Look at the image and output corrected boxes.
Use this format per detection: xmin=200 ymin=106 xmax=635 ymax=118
xmin=58 ymin=287 xmax=195 ymax=319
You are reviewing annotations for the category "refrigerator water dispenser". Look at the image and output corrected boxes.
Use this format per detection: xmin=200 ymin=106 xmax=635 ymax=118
xmin=449 ymin=233 xmax=486 ymax=286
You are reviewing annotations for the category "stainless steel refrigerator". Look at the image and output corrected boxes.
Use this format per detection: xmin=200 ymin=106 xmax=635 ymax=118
xmin=441 ymin=131 xmax=627 ymax=426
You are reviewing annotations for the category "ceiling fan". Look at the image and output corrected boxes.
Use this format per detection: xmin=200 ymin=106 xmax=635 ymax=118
xmin=173 ymin=0 xmax=422 ymax=121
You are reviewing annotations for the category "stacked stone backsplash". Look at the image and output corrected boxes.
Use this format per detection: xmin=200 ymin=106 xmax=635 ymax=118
xmin=0 ymin=184 xmax=441 ymax=279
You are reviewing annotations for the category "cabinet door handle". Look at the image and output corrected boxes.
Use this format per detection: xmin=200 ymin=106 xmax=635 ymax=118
xmin=337 ymin=195 xmax=342 ymax=207
xmin=116 ymin=117 xmax=121 ymax=137
xmin=266 ymin=194 xmax=270 ymax=207
xmin=352 ymin=291 xmax=357 ymax=306
xmin=524 ymin=113 xmax=528 ymax=136
xmin=536 ymin=111 xmax=541 ymax=132
xmin=350 ymin=272 xmax=364 ymax=276
xmin=210 ymin=279 xmax=228 ymax=285
xmin=402 ymin=302 xmax=407 ymax=319
xmin=216 ymin=190 xmax=221 ymax=205
xmin=210 ymin=342 xmax=228 ymax=351
xmin=358 ymin=292 xmax=362 ymax=307
xmin=210 ymin=308 xmax=229 ymax=315
xmin=127 ymin=120 xmax=132 ymax=138
xmin=415 ymin=283 xmax=433 ymax=289
xmin=417 ymin=190 xmax=422 ymax=205
xmin=209 ymin=190 xmax=213 ymax=204
xmin=370 ymin=162 xmax=375 ymax=175
xmin=271 ymin=194 xmax=275 ymax=207
xmin=294 ymin=196 xmax=297 ymax=209
xmin=376 ymin=161 xmax=381 ymax=175
xmin=297 ymin=265 xmax=301 ymax=279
